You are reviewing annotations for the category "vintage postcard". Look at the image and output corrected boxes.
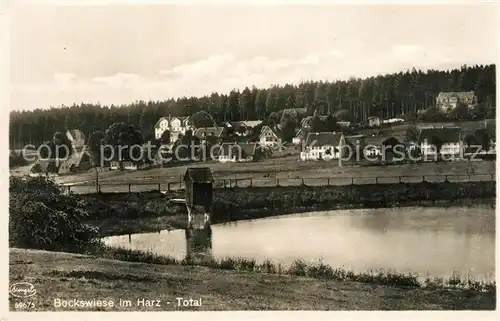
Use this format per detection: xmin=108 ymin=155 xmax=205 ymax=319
xmin=3 ymin=0 xmax=499 ymax=319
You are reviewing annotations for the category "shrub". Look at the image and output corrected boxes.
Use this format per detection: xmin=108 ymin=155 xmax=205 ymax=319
xmin=9 ymin=176 xmax=99 ymax=252
xmin=288 ymin=259 xmax=308 ymax=276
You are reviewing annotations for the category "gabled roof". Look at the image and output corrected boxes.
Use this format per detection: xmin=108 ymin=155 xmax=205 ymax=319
xmin=154 ymin=117 xmax=169 ymax=128
xmin=188 ymin=112 xmax=217 ymax=128
xmin=178 ymin=116 xmax=192 ymax=126
xmin=194 ymin=127 xmax=224 ymax=139
xmin=184 ymin=167 xmax=214 ymax=183
xmin=437 ymin=91 xmax=476 ymax=101
xmin=337 ymin=121 xmax=351 ymax=128
xmin=304 ymin=132 xmax=343 ymax=147
xmin=65 ymin=129 xmax=86 ymax=149
xmin=259 ymin=125 xmax=277 ymax=137
xmin=418 ymin=126 xmax=461 ymax=144
xmin=232 ymin=120 xmax=263 ymax=128
xmin=294 ymin=128 xmax=310 ymax=141
xmin=345 ymin=134 xmax=366 ymax=145
xmin=301 ymin=116 xmax=328 ymax=128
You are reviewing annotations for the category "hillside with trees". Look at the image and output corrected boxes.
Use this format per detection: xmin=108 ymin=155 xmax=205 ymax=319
xmin=9 ymin=64 xmax=496 ymax=148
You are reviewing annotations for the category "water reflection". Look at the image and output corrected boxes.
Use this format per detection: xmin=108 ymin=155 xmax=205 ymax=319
xmin=103 ymin=205 xmax=495 ymax=281
xmin=185 ymin=225 xmax=213 ymax=262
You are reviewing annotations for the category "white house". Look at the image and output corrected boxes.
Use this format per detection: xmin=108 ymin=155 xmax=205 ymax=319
xmin=123 ymin=161 xmax=138 ymax=170
xmin=418 ymin=126 xmax=462 ymax=158
xmin=154 ymin=116 xmax=192 ymax=142
xmin=368 ymin=116 xmax=381 ymax=127
xmin=382 ymin=118 xmax=405 ymax=125
xmin=292 ymin=129 xmax=303 ymax=145
xmin=154 ymin=117 xmax=170 ymax=139
xmin=259 ymin=126 xmax=279 ymax=147
xmin=110 ymin=161 xmax=120 ymax=170
xmin=300 ymin=132 xmax=346 ymax=161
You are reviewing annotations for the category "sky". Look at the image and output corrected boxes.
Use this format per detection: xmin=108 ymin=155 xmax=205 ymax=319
xmin=9 ymin=3 xmax=500 ymax=111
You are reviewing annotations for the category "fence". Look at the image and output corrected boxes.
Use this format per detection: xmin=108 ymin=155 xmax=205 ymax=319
xmin=63 ymin=173 xmax=496 ymax=195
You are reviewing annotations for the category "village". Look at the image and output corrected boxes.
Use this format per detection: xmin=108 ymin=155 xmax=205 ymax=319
xmin=12 ymin=89 xmax=495 ymax=190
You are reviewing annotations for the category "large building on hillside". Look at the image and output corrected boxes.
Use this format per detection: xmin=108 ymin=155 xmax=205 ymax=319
xmin=436 ymin=91 xmax=477 ymax=112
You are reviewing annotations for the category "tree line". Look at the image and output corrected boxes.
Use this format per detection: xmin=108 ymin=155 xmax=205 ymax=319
xmin=9 ymin=64 xmax=496 ymax=149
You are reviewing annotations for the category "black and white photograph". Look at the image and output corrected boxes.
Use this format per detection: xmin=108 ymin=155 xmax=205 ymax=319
xmin=5 ymin=0 xmax=498 ymax=315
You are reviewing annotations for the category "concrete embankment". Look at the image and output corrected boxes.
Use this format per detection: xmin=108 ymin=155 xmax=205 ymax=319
xmin=209 ymin=181 xmax=496 ymax=223
xmin=81 ymin=181 xmax=495 ymax=236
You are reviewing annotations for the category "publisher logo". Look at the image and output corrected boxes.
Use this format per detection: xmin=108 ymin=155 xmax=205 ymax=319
xmin=9 ymin=282 xmax=36 ymax=298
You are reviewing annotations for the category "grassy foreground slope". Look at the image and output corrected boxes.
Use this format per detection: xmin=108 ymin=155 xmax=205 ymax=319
xmin=9 ymin=249 xmax=495 ymax=311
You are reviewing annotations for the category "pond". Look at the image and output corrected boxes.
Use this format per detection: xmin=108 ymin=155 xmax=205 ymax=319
xmin=103 ymin=205 xmax=495 ymax=281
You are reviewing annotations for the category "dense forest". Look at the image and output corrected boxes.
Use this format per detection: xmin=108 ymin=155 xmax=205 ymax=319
xmin=9 ymin=64 xmax=496 ymax=148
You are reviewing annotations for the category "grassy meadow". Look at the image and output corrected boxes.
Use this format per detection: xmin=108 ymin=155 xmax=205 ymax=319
xmin=9 ymin=248 xmax=496 ymax=311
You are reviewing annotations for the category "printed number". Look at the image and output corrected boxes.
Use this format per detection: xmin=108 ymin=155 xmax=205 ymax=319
xmin=15 ymin=301 xmax=35 ymax=309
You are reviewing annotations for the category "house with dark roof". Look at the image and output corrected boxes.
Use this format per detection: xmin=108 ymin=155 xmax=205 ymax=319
xmin=227 ymin=120 xmax=263 ymax=136
xmin=436 ymin=91 xmax=477 ymax=112
xmin=280 ymin=108 xmax=308 ymax=123
xmin=300 ymin=132 xmax=346 ymax=161
xmin=189 ymin=111 xmax=217 ymax=129
xmin=194 ymin=127 xmax=225 ymax=141
xmin=418 ymin=126 xmax=462 ymax=158
xmin=362 ymin=135 xmax=405 ymax=161
xmin=300 ymin=116 xmax=328 ymax=129
xmin=337 ymin=121 xmax=351 ymax=129
xmin=217 ymin=142 xmax=262 ymax=163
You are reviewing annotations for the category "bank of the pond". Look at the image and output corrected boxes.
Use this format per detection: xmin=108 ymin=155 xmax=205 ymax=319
xmin=9 ymin=248 xmax=496 ymax=310
xmin=81 ymin=181 xmax=495 ymax=237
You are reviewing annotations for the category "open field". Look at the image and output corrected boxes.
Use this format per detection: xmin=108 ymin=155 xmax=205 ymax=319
xmin=9 ymin=248 xmax=496 ymax=311
xmin=359 ymin=119 xmax=495 ymax=138
xmin=54 ymin=158 xmax=496 ymax=194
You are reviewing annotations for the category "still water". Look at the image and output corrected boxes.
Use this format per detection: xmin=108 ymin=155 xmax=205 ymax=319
xmin=103 ymin=205 xmax=495 ymax=281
